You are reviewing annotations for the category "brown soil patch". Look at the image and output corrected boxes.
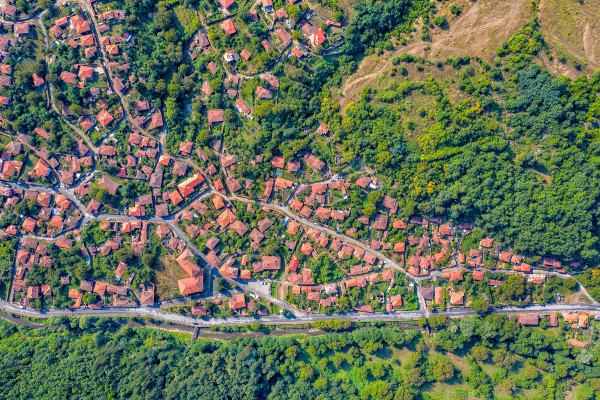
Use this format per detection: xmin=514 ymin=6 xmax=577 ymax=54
xmin=339 ymin=0 xmax=532 ymax=108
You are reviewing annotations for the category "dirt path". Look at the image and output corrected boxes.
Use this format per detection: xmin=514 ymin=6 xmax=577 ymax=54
xmin=340 ymin=0 xmax=531 ymax=107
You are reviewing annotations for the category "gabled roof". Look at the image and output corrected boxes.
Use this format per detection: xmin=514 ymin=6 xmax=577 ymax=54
xmin=220 ymin=19 xmax=236 ymax=35
xmin=60 ymin=71 xmax=77 ymax=84
xmin=96 ymin=110 xmax=114 ymax=127
xmin=256 ymin=85 xmax=272 ymax=99
xmin=207 ymin=109 xmax=224 ymax=124
xmin=98 ymin=175 xmax=120 ymax=195
xmin=219 ymin=0 xmax=235 ymax=8
xmin=178 ymin=275 xmax=203 ymax=295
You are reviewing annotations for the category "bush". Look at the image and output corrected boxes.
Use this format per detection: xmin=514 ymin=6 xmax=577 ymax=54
xmin=433 ymin=16 xmax=449 ymax=29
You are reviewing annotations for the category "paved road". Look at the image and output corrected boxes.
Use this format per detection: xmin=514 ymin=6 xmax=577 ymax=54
xmin=1 ymin=299 xmax=598 ymax=327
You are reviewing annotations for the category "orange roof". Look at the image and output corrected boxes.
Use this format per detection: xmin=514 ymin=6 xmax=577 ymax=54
xmin=32 ymin=73 xmax=45 ymax=87
xmin=168 ymin=190 xmax=183 ymax=205
xmin=96 ymin=110 xmax=114 ymax=127
xmin=229 ymin=293 xmax=246 ymax=310
xmin=450 ymin=291 xmax=464 ymax=305
xmin=177 ymin=173 xmax=204 ymax=197
xmin=22 ymin=217 xmax=37 ymax=232
xmin=220 ymin=19 xmax=236 ymax=35
xmin=216 ymin=208 xmax=237 ymax=228
xmin=177 ymin=275 xmax=203 ymax=295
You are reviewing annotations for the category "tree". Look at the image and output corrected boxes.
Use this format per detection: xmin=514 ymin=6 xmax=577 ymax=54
xmin=470 ymin=298 xmax=490 ymax=314
xmin=394 ymin=386 xmax=415 ymax=400
xmin=433 ymin=357 xmax=455 ymax=382
xmin=82 ymin=292 xmax=99 ymax=305
xmin=471 ymin=345 xmax=490 ymax=362
xmin=499 ymin=379 xmax=515 ymax=394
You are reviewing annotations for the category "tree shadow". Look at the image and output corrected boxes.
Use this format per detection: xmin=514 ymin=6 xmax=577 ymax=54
xmin=373 ymin=346 xmax=394 ymax=360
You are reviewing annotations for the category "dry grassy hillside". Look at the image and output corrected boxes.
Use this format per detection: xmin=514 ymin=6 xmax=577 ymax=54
xmin=338 ymin=0 xmax=600 ymax=107
xmin=538 ymin=0 xmax=600 ymax=76
xmin=339 ymin=0 xmax=533 ymax=107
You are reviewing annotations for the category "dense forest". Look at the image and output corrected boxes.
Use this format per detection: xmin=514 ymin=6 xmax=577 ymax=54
xmin=0 ymin=315 xmax=597 ymax=399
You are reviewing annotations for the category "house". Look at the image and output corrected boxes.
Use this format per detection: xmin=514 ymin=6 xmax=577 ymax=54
xmin=133 ymin=100 xmax=150 ymax=112
xmin=235 ymin=98 xmax=251 ymax=115
xmin=148 ymin=112 xmax=163 ymax=130
xmin=0 ymin=3 xmax=18 ymax=18
xmin=569 ymin=338 xmax=589 ymax=348
xmin=274 ymin=29 xmax=292 ymax=45
xmin=98 ymin=145 xmax=116 ymax=156
xmin=316 ymin=122 xmax=328 ymax=135
xmin=177 ymin=173 xmax=204 ymax=197
xmin=0 ymin=75 xmax=12 ymax=87
xmin=219 ymin=0 xmax=235 ymax=8
xmin=206 ymin=61 xmax=217 ymax=74
xmin=70 ymin=15 xmax=91 ymax=34
xmin=514 ymin=263 xmax=531 ymax=273
xmin=177 ymin=275 xmax=203 ymax=295
xmin=390 ymin=295 xmax=402 ymax=309
xmin=3 ymin=160 xmax=22 ymax=177
xmin=34 ymin=127 xmax=50 ymax=139
xmin=216 ymin=209 xmax=237 ymax=228
xmin=13 ymin=23 xmax=30 ymax=37
xmin=98 ymin=175 xmax=121 ymax=195
xmin=80 ymin=280 xmax=94 ymax=292
xmin=191 ymin=304 xmax=206 ymax=316
xmin=32 ymin=73 xmax=45 ymax=87
xmin=442 ymin=270 xmax=463 ymax=282
xmin=115 ymin=262 xmax=127 ymax=280
xmin=229 ymin=293 xmax=246 ymax=310
xmin=472 ymin=270 xmax=485 ymax=280
xmin=394 ymin=242 xmax=406 ymax=253
xmin=96 ymin=110 xmax=115 ymax=127
xmin=85 ymin=47 xmax=97 ymax=58
xmin=240 ymin=49 xmax=251 ymax=61
xmin=264 ymin=74 xmax=279 ymax=89
xmin=223 ymin=50 xmax=239 ymax=63
xmin=517 ymin=313 xmax=539 ymax=326
xmin=434 ymin=286 xmax=444 ymax=305
xmin=262 ymin=0 xmax=273 ymax=12
xmin=304 ymin=154 xmax=325 ymax=171
xmin=208 ymin=109 xmax=224 ymax=124
xmin=287 ymin=46 xmax=306 ymax=62
xmin=275 ymin=8 xmax=288 ymax=19
xmin=61 ymin=71 xmax=77 ymax=84
xmin=309 ymin=29 xmax=326 ymax=48
xmin=139 ymin=288 xmax=154 ymax=306
xmin=78 ymin=65 xmax=94 ymax=80
xmin=480 ymin=238 xmax=493 ymax=248
xmin=80 ymin=34 xmax=95 ymax=47
xmin=221 ymin=19 xmax=236 ymax=35
xmin=256 ymin=86 xmax=272 ymax=99
xmin=449 ymin=291 xmax=464 ymax=306
xmin=421 ymin=286 xmax=434 ymax=301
